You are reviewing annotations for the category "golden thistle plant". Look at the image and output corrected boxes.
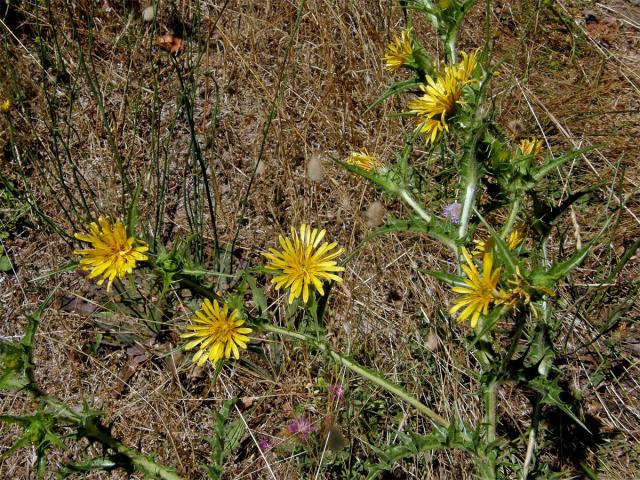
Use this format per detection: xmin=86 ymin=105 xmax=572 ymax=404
xmin=337 ymin=2 xmax=601 ymax=478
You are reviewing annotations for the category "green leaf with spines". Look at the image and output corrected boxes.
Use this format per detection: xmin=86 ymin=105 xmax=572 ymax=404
xmin=365 ymin=78 xmax=422 ymax=113
xmin=530 ymin=245 xmax=591 ymax=289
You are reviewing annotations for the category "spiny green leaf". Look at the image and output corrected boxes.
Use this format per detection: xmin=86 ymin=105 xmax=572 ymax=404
xmin=527 ymin=377 xmax=590 ymax=433
xmin=532 ymin=147 xmax=593 ymax=182
xmin=365 ymin=78 xmax=422 ymax=113
xmin=530 ymin=245 xmax=591 ymax=289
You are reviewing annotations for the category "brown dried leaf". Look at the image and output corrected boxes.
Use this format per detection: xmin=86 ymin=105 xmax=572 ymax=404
xmin=157 ymin=34 xmax=185 ymax=54
xmin=114 ymin=346 xmax=149 ymax=395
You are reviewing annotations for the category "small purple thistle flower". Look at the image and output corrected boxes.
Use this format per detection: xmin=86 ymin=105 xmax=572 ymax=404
xmin=258 ymin=437 xmax=272 ymax=452
xmin=443 ymin=202 xmax=462 ymax=224
xmin=287 ymin=416 xmax=317 ymax=442
xmin=328 ymin=384 xmax=345 ymax=405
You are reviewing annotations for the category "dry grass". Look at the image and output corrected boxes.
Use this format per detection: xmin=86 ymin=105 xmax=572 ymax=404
xmin=1 ymin=0 xmax=639 ymax=478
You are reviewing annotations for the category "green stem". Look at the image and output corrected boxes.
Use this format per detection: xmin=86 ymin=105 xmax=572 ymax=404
xmin=400 ymin=190 xmax=458 ymax=253
xmin=444 ymin=29 xmax=458 ymax=64
xmin=260 ymin=322 xmax=449 ymax=428
xmin=522 ymin=394 xmax=541 ymax=479
xmin=400 ymin=190 xmax=433 ymax=223
xmin=457 ymin=161 xmax=477 ymax=240
xmin=457 ymin=116 xmax=485 ymax=241
xmin=485 ymin=382 xmax=497 ymax=444
xmin=501 ymin=196 xmax=521 ymax=237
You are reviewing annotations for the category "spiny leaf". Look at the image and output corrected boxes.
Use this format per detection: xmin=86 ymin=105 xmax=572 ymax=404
xmin=365 ymin=78 xmax=422 ymax=113
xmin=532 ymin=147 xmax=593 ymax=182
xmin=527 ymin=377 xmax=590 ymax=433
xmin=530 ymin=245 xmax=591 ymax=289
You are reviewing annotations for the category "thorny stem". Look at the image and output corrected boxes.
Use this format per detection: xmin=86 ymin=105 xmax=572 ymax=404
xmin=457 ymin=157 xmax=477 ymax=240
xmin=260 ymin=322 xmax=449 ymax=429
xmin=483 ymin=381 xmax=497 ymax=449
xmin=501 ymin=196 xmax=522 ymax=237
xmin=400 ymin=189 xmax=433 ymax=224
xmin=444 ymin=29 xmax=458 ymax=64
xmin=399 ymin=190 xmax=458 ymax=253
xmin=457 ymin=109 xmax=486 ymax=240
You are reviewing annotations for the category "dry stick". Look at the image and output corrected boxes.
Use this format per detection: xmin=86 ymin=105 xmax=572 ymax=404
xmin=228 ymin=0 xmax=307 ymax=273
xmin=260 ymin=323 xmax=449 ymax=429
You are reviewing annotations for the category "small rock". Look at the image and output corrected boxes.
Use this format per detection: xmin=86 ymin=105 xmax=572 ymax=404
xmin=255 ymin=160 xmax=266 ymax=176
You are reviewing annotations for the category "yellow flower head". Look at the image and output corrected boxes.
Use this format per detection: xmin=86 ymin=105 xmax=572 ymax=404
xmin=346 ymin=151 xmax=382 ymax=172
xmin=506 ymin=227 xmax=525 ymax=250
xmin=497 ymin=266 xmax=555 ymax=319
xmin=473 ymin=227 xmax=525 ymax=257
xmin=518 ymin=138 xmax=543 ymax=157
xmin=74 ymin=217 xmax=148 ymax=291
xmin=181 ymin=299 xmax=252 ymax=366
xmin=455 ymin=50 xmax=478 ymax=84
xmin=383 ymin=30 xmax=414 ymax=72
xmin=449 ymin=248 xmax=502 ymax=328
xmin=262 ymin=224 xmax=345 ymax=304
xmin=407 ymin=51 xmax=477 ymax=144
xmin=0 ymin=99 xmax=10 ymax=112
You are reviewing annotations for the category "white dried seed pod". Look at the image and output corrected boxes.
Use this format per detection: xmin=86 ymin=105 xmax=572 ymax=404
xmin=365 ymin=201 xmax=385 ymax=228
xmin=306 ymin=153 xmax=324 ymax=182
xmin=142 ymin=5 xmax=155 ymax=22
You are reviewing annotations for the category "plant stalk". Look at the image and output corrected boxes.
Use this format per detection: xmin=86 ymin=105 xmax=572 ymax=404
xmin=260 ymin=322 xmax=449 ymax=428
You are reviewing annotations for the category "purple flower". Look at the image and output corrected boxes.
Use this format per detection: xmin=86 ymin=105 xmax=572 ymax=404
xmin=287 ymin=416 xmax=317 ymax=442
xmin=258 ymin=437 xmax=272 ymax=452
xmin=328 ymin=384 xmax=344 ymax=405
xmin=443 ymin=202 xmax=462 ymax=224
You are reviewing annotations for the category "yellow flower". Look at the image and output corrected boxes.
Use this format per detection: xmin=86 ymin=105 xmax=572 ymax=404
xmin=497 ymin=266 xmax=555 ymax=319
xmin=383 ymin=30 xmax=413 ymax=72
xmin=263 ymin=224 xmax=345 ymax=304
xmin=407 ymin=51 xmax=477 ymax=144
xmin=454 ymin=51 xmax=478 ymax=84
xmin=449 ymin=248 xmax=502 ymax=328
xmin=472 ymin=237 xmax=492 ymax=257
xmin=74 ymin=217 xmax=148 ymax=291
xmin=506 ymin=227 xmax=525 ymax=250
xmin=0 ymin=99 xmax=10 ymax=112
xmin=181 ymin=299 xmax=252 ymax=366
xmin=346 ymin=151 xmax=382 ymax=172
xmin=473 ymin=227 xmax=525 ymax=257
xmin=518 ymin=138 xmax=543 ymax=157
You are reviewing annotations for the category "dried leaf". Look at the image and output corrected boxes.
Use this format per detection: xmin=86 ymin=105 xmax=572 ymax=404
xmin=115 ymin=346 xmax=149 ymax=395
xmin=59 ymin=296 xmax=98 ymax=315
xmin=157 ymin=35 xmax=185 ymax=54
